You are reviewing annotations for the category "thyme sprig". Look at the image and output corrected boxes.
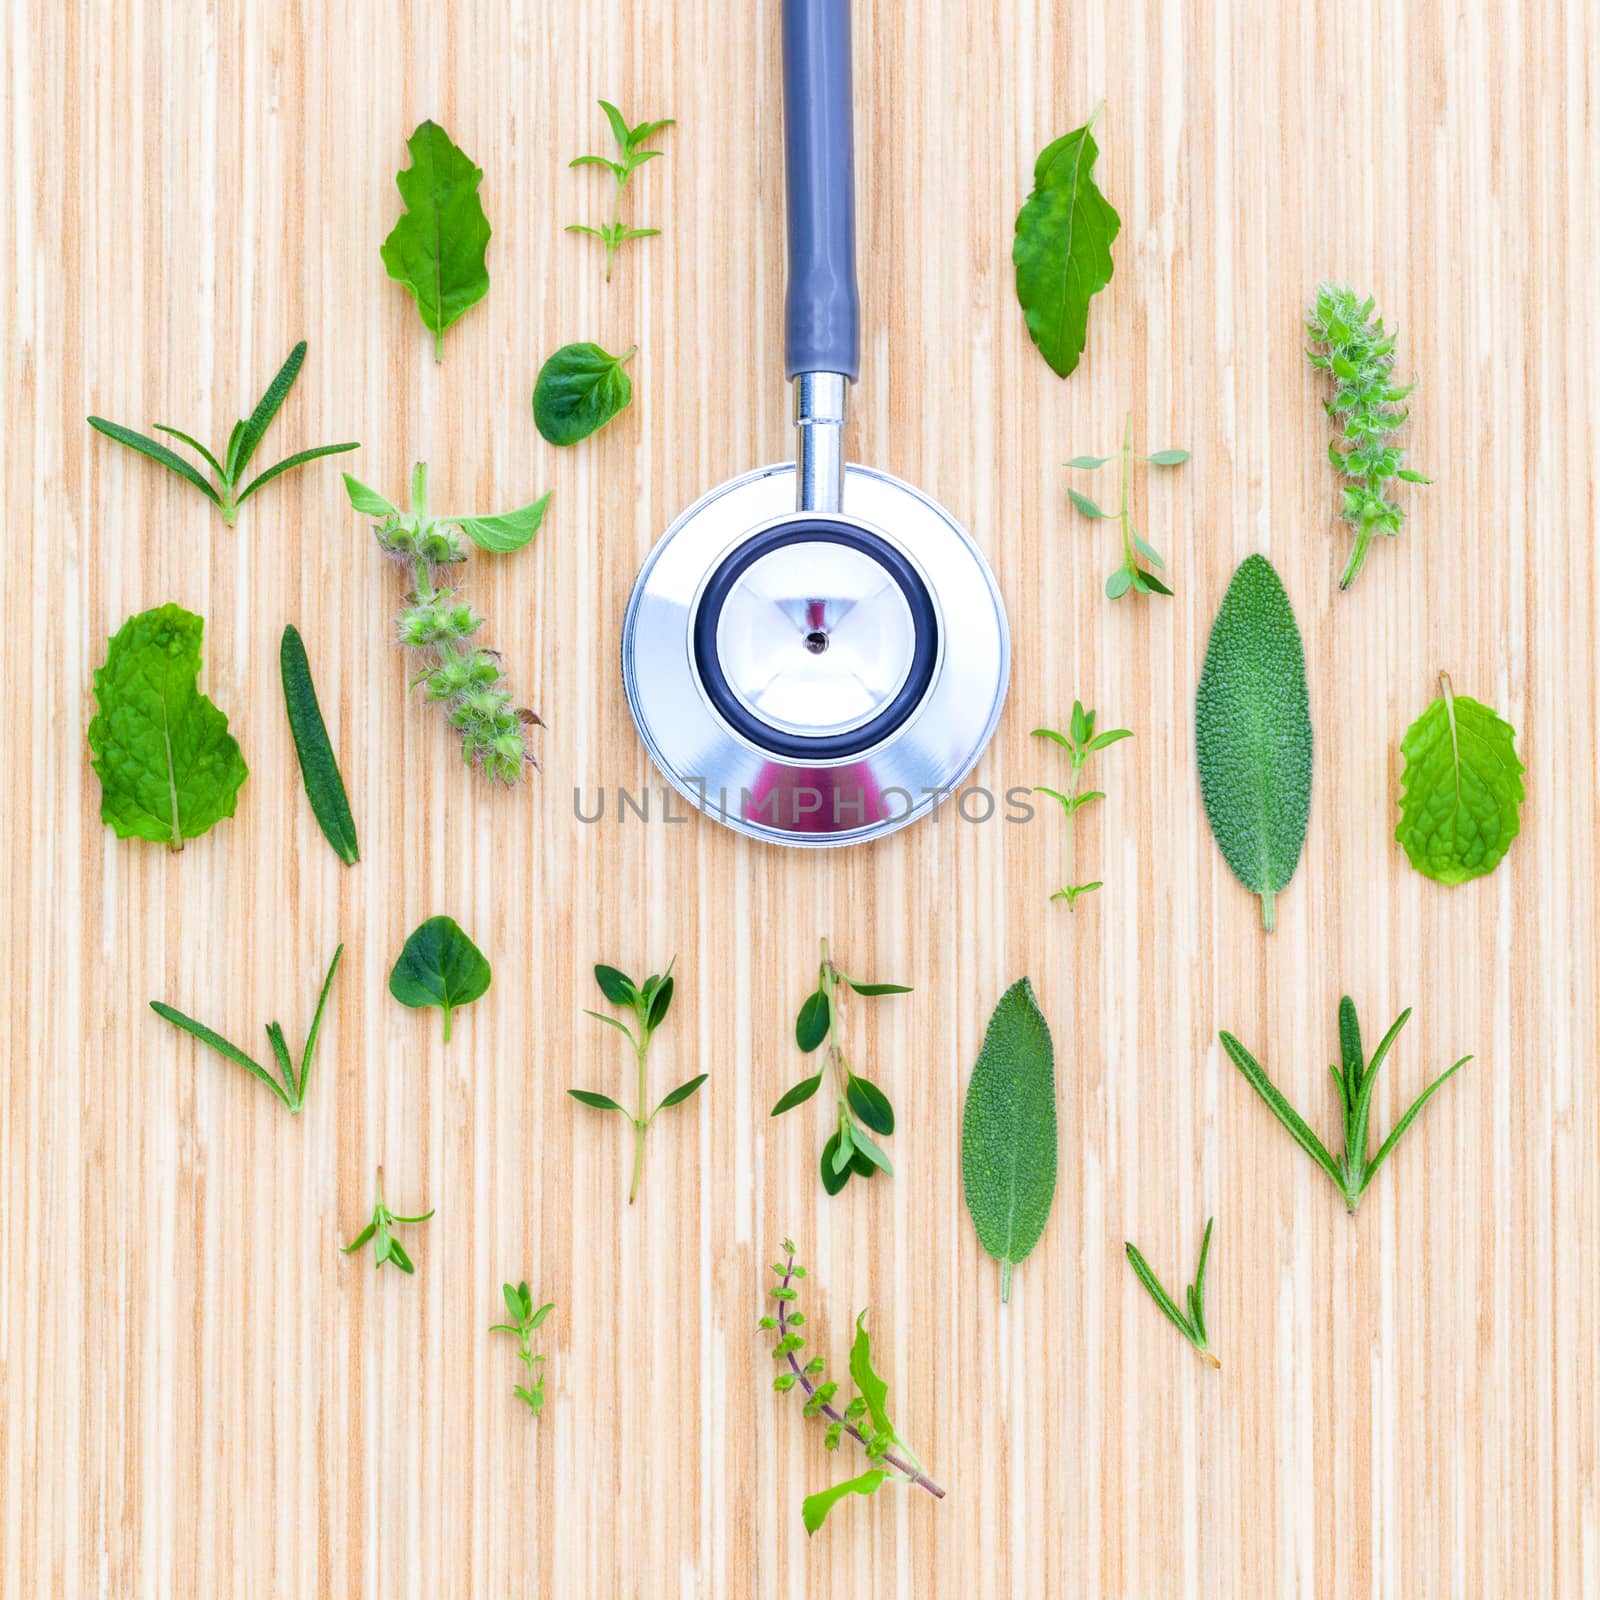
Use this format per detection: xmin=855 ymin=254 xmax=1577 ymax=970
xmin=490 ymin=1283 xmax=555 ymax=1414
xmin=1221 ymin=998 xmax=1472 ymax=1213
xmin=1304 ymin=283 xmax=1431 ymax=589
xmin=566 ymin=100 xmax=674 ymax=282
xmin=340 ymin=1166 xmax=434 ymax=1274
xmin=1032 ymin=703 xmax=1132 ymax=908
xmin=760 ymin=1241 xmax=943 ymax=1534
xmin=1125 ymin=1217 xmax=1220 ymax=1368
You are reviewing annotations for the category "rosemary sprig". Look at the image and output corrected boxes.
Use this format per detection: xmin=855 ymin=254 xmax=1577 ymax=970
xmin=1031 ymin=703 xmax=1132 ymax=908
xmin=1304 ymin=283 xmax=1431 ymax=589
xmin=1125 ymin=1217 xmax=1220 ymax=1368
xmin=759 ymin=1240 xmax=943 ymax=1534
xmin=1064 ymin=414 xmax=1188 ymax=598
xmin=1221 ymin=998 xmax=1472 ymax=1213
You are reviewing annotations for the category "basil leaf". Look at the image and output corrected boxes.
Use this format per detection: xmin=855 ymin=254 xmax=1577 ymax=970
xmin=1194 ymin=555 xmax=1314 ymax=931
xmin=1013 ymin=108 xmax=1120 ymax=379
xmin=801 ymin=1470 xmax=886 ymax=1536
xmin=87 ymin=604 xmax=248 ymax=850
xmin=388 ymin=915 xmax=492 ymax=1044
xmin=962 ymin=978 xmax=1058 ymax=1303
xmin=845 ymin=1076 xmax=894 ymax=1136
xmin=847 ymin=1312 xmax=896 ymax=1443
xmin=532 ymin=342 xmax=635 ymax=446
xmin=452 ymin=492 xmax=551 ymax=554
xmin=381 ymin=121 xmax=491 ymax=360
xmin=1395 ymin=675 xmax=1525 ymax=883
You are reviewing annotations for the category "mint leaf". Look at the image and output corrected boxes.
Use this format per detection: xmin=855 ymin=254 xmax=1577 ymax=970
xmin=961 ymin=978 xmax=1058 ymax=1302
xmin=1195 ymin=555 xmax=1313 ymax=931
xmin=388 ymin=915 xmax=492 ymax=1043
xmin=382 ymin=121 xmax=492 ymax=361
xmin=533 ymin=342 xmax=636 ymax=446
xmin=1013 ymin=106 xmax=1120 ymax=378
xmin=1396 ymin=674 xmax=1525 ymax=884
xmin=87 ymin=604 xmax=248 ymax=850
xmin=801 ymin=1470 xmax=886 ymax=1536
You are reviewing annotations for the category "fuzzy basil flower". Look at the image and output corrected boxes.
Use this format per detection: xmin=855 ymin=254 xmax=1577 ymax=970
xmin=344 ymin=462 xmax=550 ymax=783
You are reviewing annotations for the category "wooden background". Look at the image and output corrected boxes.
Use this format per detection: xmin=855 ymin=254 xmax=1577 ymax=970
xmin=4 ymin=0 xmax=1596 ymax=1594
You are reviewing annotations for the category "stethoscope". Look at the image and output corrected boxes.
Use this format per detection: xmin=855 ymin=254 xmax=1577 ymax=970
xmin=621 ymin=0 xmax=1010 ymax=847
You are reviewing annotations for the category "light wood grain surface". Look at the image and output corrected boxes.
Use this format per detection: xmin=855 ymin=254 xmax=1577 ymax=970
xmin=4 ymin=0 xmax=1597 ymax=1595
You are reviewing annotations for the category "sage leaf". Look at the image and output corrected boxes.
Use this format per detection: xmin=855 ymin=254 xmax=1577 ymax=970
xmin=87 ymin=604 xmax=248 ymax=850
xmin=382 ymin=120 xmax=491 ymax=360
xmin=533 ymin=342 xmax=636 ymax=445
xmin=1013 ymin=106 xmax=1120 ymax=379
xmin=961 ymin=978 xmax=1058 ymax=1303
xmin=1194 ymin=555 xmax=1313 ymax=931
xmin=1395 ymin=673 xmax=1525 ymax=883
xmin=388 ymin=915 xmax=492 ymax=1043
xmin=279 ymin=625 xmax=359 ymax=865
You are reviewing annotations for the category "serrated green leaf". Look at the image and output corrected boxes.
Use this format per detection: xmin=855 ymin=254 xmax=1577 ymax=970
xmin=801 ymin=1470 xmax=887 ymax=1536
xmin=1194 ymin=555 xmax=1313 ymax=931
xmin=381 ymin=121 xmax=491 ymax=359
xmin=1013 ymin=108 xmax=1119 ymax=378
xmin=87 ymin=604 xmax=248 ymax=849
xmin=961 ymin=978 xmax=1057 ymax=1303
xmin=533 ymin=342 xmax=635 ymax=446
xmin=1395 ymin=675 xmax=1524 ymax=884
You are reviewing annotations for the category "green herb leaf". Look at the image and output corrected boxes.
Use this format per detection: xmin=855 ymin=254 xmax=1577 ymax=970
xmin=845 ymin=1076 xmax=894 ymax=1136
xmin=452 ymin=492 xmax=552 ymax=554
xmin=1395 ymin=673 xmax=1525 ymax=884
xmin=382 ymin=121 xmax=492 ymax=360
xmin=847 ymin=1126 xmax=893 ymax=1176
xmin=795 ymin=988 xmax=830 ymax=1052
xmin=342 ymin=1168 xmax=432 ymax=1274
xmin=843 ymin=980 xmax=913 ymax=997
xmin=962 ymin=978 xmax=1057 ymax=1303
xmin=1143 ymin=448 xmax=1191 ymax=466
xmin=594 ymin=964 xmax=637 ymax=1006
xmin=800 ymin=1469 xmax=886 ymax=1534
xmin=568 ymin=1089 xmax=628 ymax=1112
xmin=819 ymin=1132 xmax=851 ymax=1196
xmin=1195 ymin=555 xmax=1313 ymax=931
xmin=279 ymin=625 xmax=359 ymax=865
xmin=1013 ymin=106 xmax=1120 ymax=379
xmin=847 ymin=1312 xmax=896 ymax=1444
xmin=533 ymin=342 xmax=636 ymax=446
xmin=654 ymin=1074 xmax=708 ymax=1114
xmin=343 ymin=473 xmax=400 ymax=517
xmin=388 ymin=915 xmax=492 ymax=1044
xmin=1068 ymin=489 xmax=1109 ymax=519
xmin=772 ymin=1074 xmax=824 ymax=1116
xmin=87 ymin=418 xmax=223 ymax=507
xmin=87 ymin=604 xmax=248 ymax=850
xmin=1064 ymin=453 xmax=1111 ymax=468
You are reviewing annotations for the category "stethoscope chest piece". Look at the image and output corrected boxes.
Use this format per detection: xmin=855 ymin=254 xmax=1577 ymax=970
xmin=621 ymin=462 xmax=1008 ymax=847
